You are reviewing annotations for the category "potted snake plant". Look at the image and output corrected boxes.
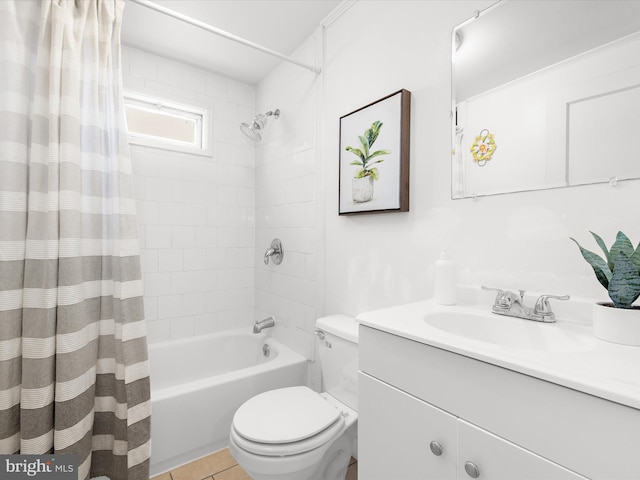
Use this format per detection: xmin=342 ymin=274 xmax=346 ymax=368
xmin=571 ymin=231 xmax=640 ymax=345
xmin=345 ymin=120 xmax=390 ymax=203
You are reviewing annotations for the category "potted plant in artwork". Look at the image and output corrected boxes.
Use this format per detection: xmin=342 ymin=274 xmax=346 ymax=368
xmin=345 ymin=120 xmax=390 ymax=203
xmin=571 ymin=231 xmax=640 ymax=346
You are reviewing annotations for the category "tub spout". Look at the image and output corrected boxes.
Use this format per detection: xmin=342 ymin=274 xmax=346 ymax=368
xmin=253 ymin=316 xmax=275 ymax=334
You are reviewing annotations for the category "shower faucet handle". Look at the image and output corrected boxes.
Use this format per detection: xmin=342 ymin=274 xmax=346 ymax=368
xmin=264 ymin=238 xmax=284 ymax=265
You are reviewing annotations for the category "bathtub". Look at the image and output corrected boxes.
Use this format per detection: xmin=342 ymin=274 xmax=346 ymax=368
xmin=148 ymin=328 xmax=308 ymax=476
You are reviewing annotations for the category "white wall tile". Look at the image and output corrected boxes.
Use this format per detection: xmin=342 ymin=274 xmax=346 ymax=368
xmin=145 ymin=177 xmax=173 ymax=201
xmin=183 ymin=204 xmax=207 ymax=227
xmin=206 ymin=74 xmax=229 ymax=100
xmin=182 ymin=66 xmax=208 ymax=95
xmin=183 ymin=249 xmax=207 ymax=271
xmin=182 ymin=292 xmax=207 ymax=316
xmin=157 ymin=294 xmax=182 ymax=319
xmin=146 ymin=318 xmax=171 ymax=344
xmin=194 ymin=270 xmax=217 ymax=292
xmin=158 ymin=249 xmax=183 ymax=272
xmin=158 ymin=202 xmax=184 ymax=226
xmin=139 ymin=201 xmax=160 ymax=225
xmin=195 ymin=226 xmax=218 ymax=248
xmin=143 ymin=296 xmax=158 ymax=321
xmin=194 ymin=313 xmax=218 ymax=335
xmin=146 ymin=225 xmax=171 ymax=249
xmin=126 ymin=46 xmax=256 ymax=346
xmin=171 ymin=271 xmax=195 ymax=294
xmin=140 ymin=249 xmax=158 ymax=274
xmin=156 ymin=58 xmax=182 ymax=88
xmin=157 ymin=155 xmax=184 ymax=180
xmin=171 ymin=226 xmax=196 ymax=248
xmin=170 ymin=316 xmax=195 ymax=340
xmin=143 ymin=272 xmax=171 ymax=297
xmin=130 ymin=49 xmax=157 ymax=80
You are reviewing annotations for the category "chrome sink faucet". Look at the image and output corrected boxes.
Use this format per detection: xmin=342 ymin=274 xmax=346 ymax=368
xmin=481 ymin=286 xmax=569 ymax=323
xmin=253 ymin=316 xmax=275 ymax=333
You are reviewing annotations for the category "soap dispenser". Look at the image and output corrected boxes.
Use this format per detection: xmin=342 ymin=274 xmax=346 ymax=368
xmin=434 ymin=249 xmax=456 ymax=305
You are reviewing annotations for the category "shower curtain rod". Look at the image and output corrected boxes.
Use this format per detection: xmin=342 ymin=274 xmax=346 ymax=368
xmin=128 ymin=0 xmax=322 ymax=75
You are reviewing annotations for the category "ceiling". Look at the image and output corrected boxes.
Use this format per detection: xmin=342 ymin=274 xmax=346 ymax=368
xmin=121 ymin=0 xmax=343 ymax=85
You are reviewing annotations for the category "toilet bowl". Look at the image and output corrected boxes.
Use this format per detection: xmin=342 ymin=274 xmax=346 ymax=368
xmin=229 ymin=315 xmax=359 ymax=480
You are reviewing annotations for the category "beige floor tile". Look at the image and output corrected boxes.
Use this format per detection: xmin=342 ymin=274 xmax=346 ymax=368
xmin=171 ymin=449 xmax=238 ymax=480
xmin=346 ymin=461 xmax=358 ymax=480
xmin=213 ymin=465 xmax=252 ymax=480
xmin=150 ymin=473 xmax=172 ymax=480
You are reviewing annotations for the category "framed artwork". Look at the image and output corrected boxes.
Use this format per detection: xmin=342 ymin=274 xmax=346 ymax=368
xmin=339 ymin=89 xmax=411 ymax=215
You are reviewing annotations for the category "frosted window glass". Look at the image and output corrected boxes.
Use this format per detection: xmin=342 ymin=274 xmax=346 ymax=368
xmin=124 ymin=93 xmax=206 ymax=151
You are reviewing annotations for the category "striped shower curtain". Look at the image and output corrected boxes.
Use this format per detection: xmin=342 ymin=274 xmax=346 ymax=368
xmin=0 ymin=1 xmax=151 ymax=479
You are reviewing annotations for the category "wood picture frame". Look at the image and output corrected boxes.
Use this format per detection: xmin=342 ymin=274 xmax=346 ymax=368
xmin=339 ymin=89 xmax=411 ymax=215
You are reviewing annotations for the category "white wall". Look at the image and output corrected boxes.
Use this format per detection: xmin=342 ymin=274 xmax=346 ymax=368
xmin=320 ymin=0 xmax=639 ymax=317
xmin=126 ymin=0 xmax=639 ymax=354
xmin=122 ymin=46 xmax=257 ymax=344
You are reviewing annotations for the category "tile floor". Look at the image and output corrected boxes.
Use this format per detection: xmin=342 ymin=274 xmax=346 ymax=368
xmin=150 ymin=448 xmax=358 ymax=480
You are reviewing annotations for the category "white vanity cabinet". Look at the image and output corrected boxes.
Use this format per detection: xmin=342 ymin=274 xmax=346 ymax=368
xmin=360 ymin=373 xmax=586 ymax=480
xmin=359 ymin=325 xmax=640 ymax=480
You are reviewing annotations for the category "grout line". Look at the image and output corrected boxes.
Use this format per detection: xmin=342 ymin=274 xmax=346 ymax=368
xmin=210 ymin=464 xmax=239 ymax=477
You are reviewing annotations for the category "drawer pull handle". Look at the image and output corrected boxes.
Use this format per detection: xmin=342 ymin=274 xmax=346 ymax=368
xmin=464 ymin=461 xmax=480 ymax=478
xmin=429 ymin=441 xmax=443 ymax=456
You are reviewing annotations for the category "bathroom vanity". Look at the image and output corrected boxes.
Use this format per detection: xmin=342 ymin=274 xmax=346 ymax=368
xmin=357 ymin=290 xmax=640 ymax=479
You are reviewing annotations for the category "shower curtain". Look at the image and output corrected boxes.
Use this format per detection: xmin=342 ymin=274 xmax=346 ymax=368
xmin=0 ymin=1 xmax=151 ymax=479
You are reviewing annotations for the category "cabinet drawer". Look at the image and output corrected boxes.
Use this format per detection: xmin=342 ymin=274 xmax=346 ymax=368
xmin=359 ymin=372 xmax=457 ymax=480
xmin=458 ymin=420 xmax=587 ymax=480
xmin=360 ymin=325 xmax=640 ymax=480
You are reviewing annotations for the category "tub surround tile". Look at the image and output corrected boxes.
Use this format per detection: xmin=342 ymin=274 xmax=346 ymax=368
xmin=126 ymin=45 xmax=256 ymax=347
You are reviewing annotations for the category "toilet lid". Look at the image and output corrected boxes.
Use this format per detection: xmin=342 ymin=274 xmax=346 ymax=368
xmin=233 ymin=386 xmax=342 ymax=444
xmin=230 ymin=415 xmax=345 ymax=456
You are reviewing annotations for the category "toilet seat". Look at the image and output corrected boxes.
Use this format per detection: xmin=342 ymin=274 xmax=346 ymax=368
xmin=231 ymin=386 xmax=347 ymax=457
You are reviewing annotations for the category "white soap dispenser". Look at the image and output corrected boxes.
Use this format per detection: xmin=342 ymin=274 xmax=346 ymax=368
xmin=434 ymin=249 xmax=456 ymax=305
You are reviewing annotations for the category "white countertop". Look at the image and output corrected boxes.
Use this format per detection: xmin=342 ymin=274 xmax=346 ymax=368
xmin=356 ymin=290 xmax=640 ymax=410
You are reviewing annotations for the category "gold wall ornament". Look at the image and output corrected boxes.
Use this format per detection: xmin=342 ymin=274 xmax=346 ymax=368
xmin=470 ymin=128 xmax=496 ymax=166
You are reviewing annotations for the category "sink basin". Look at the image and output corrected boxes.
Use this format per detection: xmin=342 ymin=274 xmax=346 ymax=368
xmin=424 ymin=311 xmax=595 ymax=352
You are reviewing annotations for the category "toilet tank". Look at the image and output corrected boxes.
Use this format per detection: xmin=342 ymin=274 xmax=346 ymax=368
xmin=316 ymin=314 xmax=359 ymax=411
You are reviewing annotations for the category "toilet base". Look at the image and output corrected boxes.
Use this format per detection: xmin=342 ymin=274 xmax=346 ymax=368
xmin=229 ymin=423 xmax=356 ymax=480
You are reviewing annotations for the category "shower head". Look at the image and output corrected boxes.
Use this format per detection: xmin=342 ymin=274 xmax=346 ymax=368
xmin=240 ymin=109 xmax=280 ymax=142
xmin=240 ymin=121 xmax=262 ymax=142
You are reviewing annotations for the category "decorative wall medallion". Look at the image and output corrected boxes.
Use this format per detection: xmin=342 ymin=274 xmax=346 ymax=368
xmin=470 ymin=128 xmax=496 ymax=166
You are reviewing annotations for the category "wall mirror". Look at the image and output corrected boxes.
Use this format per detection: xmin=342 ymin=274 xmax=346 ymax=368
xmin=451 ymin=0 xmax=640 ymax=199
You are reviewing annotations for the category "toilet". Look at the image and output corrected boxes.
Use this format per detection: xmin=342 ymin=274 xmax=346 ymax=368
xmin=229 ymin=314 xmax=359 ymax=480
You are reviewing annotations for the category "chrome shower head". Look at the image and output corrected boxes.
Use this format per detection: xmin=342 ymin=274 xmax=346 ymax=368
xmin=240 ymin=121 xmax=262 ymax=142
xmin=240 ymin=109 xmax=280 ymax=142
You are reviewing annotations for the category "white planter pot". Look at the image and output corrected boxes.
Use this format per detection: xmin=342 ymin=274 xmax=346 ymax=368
xmin=593 ymin=302 xmax=640 ymax=346
xmin=352 ymin=176 xmax=373 ymax=203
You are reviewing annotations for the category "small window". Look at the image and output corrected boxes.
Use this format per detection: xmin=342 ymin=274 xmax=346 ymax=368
xmin=124 ymin=93 xmax=208 ymax=152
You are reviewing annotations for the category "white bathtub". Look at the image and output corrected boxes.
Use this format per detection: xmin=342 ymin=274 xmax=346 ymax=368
xmin=148 ymin=328 xmax=308 ymax=476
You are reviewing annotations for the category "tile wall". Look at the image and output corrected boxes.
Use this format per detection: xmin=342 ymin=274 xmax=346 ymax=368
xmin=254 ymin=33 xmax=322 ymax=361
xmin=122 ymin=46 xmax=257 ymax=344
